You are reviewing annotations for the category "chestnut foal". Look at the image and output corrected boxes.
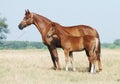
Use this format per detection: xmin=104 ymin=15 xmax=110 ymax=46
xmin=47 ymin=23 xmax=99 ymax=73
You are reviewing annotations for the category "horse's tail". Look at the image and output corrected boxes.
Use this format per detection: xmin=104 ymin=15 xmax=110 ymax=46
xmin=94 ymin=28 xmax=101 ymax=57
xmin=98 ymin=38 xmax=101 ymax=57
xmin=95 ymin=37 xmax=102 ymax=71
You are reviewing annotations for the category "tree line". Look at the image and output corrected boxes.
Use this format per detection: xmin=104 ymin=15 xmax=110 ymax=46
xmin=0 ymin=41 xmax=47 ymax=49
xmin=102 ymin=39 xmax=120 ymax=49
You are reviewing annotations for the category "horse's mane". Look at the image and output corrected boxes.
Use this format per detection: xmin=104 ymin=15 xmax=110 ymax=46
xmin=33 ymin=13 xmax=52 ymax=23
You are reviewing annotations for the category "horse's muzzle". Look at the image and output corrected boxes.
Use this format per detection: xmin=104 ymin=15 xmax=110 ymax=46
xmin=18 ymin=24 xmax=25 ymax=30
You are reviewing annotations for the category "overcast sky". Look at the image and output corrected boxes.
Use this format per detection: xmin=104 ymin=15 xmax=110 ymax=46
xmin=0 ymin=0 xmax=120 ymax=43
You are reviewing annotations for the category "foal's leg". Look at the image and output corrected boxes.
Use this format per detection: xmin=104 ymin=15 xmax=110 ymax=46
xmin=48 ymin=46 xmax=61 ymax=70
xmin=64 ymin=50 xmax=69 ymax=71
xmin=69 ymin=52 xmax=76 ymax=71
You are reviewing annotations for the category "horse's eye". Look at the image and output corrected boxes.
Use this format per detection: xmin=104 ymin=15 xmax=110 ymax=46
xmin=24 ymin=17 xmax=30 ymax=21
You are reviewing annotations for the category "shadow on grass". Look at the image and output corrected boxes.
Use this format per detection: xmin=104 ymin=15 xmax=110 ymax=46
xmin=48 ymin=66 xmax=101 ymax=74
xmin=48 ymin=66 xmax=89 ymax=72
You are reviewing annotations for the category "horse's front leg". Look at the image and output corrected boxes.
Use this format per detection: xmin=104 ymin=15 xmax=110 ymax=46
xmin=64 ymin=49 xmax=69 ymax=71
xmin=48 ymin=46 xmax=61 ymax=70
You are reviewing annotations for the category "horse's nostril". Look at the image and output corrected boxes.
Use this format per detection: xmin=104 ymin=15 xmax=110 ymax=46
xmin=18 ymin=26 xmax=23 ymax=30
xmin=47 ymin=35 xmax=50 ymax=38
xmin=18 ymin=24 xmax=25 ymax=30
xmin=18 ymin=24 xmax=22 ymax=28
xmin=19 ymin=27 xmax=23 ymax=30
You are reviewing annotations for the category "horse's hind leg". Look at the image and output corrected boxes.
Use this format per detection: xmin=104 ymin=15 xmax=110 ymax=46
xmin=88 ymin=62 xmax=92 ymax=72
xmin=97 ymin=39 xmax=102 ymax=72
xmin=69 ymin=52 xmax=76 ymax=71
xmin=88 ymin=56 xmax=96 ymax=73
xmin=95 ymin=51 xmax=102 ymax=72
xmin=88 ymin=50 xmax=96 ymax=73
xmin=97 ymin=55 xmax=102 ymax=72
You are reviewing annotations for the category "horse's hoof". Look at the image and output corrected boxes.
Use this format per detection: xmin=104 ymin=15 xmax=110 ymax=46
xmin=98 ymin=69 xmax=102 ymax=72
xmin=56 ymin=67 xmax=61 ymax=70
xmin=50 ymin=67 xmax=57 ymax=70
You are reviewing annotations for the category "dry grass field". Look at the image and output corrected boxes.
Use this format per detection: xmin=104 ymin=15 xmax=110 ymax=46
xmin=0 ymin=49 xmax=120 ymax=84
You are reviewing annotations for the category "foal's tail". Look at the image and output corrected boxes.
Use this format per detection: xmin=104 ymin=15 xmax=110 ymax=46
xmin=94 ymin=37 xmax=100 ymax=58
xmin=95 ymin=38 xmax=99 ymax=53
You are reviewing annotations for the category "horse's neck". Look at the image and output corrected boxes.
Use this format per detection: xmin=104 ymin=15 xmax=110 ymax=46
xmin=33 ymin=14 xmax=52 ymax=35
xmin=55 ymin=23 xmax=72 ymax=35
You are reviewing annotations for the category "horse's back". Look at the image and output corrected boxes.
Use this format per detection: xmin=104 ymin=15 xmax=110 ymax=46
xmin=56 ymin=23 xmax=99 ymax=37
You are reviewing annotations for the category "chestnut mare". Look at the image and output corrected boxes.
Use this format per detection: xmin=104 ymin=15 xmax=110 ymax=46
xmin=18 ymin=10 xmax=102 ymax=72
xmin=47 ymin=23 xmax=99 ymax=73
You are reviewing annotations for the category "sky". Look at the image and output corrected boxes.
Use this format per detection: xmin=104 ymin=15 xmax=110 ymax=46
xmin=0 ymin=0 xmax=120 ymax=43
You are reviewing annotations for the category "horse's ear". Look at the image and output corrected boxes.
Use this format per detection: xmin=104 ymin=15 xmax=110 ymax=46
xmin=25 ymin=10 xmax=27 ymax=15
xmin=25 ymin=9 xmax=30 ymax=15
xmin=27 ymin=9 xmax=30 ymax=14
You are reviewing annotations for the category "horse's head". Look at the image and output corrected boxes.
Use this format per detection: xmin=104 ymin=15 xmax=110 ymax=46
xmin=18 ymin=9 xmax=34 ymax=30
xmin=47 ymin=23 xmax=56 ymax=38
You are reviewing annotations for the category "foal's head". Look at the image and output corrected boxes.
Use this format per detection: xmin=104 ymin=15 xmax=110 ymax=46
xmin=18 ymin=9 xmax=34 ymax=30
xmin=47 ymin=23 xmax=56 ymax=38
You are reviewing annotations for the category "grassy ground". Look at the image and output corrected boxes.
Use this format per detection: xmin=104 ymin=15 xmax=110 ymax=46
xmin=0 ymin=49 xmax=120 ymax=84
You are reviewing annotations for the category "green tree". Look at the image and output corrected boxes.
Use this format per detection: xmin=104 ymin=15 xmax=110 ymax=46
xmin=114 ymin=39 xmax=120 ymax=46
xmin=0 ymin=16 xmax=9 ymax=42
